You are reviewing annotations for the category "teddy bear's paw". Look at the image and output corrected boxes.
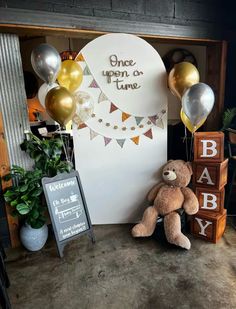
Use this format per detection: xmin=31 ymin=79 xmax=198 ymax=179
xmin=173 ymin=234 xmax=191 ymax=250
xmin=132 ymin=224 xmax=150 ymax=237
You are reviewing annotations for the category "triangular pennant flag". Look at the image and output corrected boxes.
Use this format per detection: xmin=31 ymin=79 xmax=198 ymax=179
xmin=122 ymin=112 xmax=131 ymax=122
xmin=78 ymin=123 xmax=87 ymax=129
xmin=90 ymin=129 xmax=98 ymax=140
xmin=75 ymin=53 xmax=85 ymax=62
xmin=98 ymin=91 xmax=108 ymax=103
xmin=135 ymin=116 xmax=144 ymax=125
xmin=148 ymin=115 xmax=157 ymax=125
xmin=131 ymin=136 xmax=140 ymax=145
xmin=116 ymin=139 xmax=125 ymax=148
xmin=143 ymin=128 xmax=153 ymax=139
xmin=104 ymin=137 xmax=112 ymax=146
xmin=110 ymin=103 xmax=118 ymax=113
xmin=156 ymin=118 xmax=164 ymax=129
xmin=89 ymin=79 xmax=99 ymax=88
xmin=83 ymin=65 xmax=91 ymax=75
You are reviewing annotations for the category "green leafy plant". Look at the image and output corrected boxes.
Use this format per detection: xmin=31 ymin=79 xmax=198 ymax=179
xmin=222 ymin=108 xmax=236 ymax=130
xmin=3 ymin=166 xmax=45 ymax=228
xmin=3 ymin=133 xmax=73 ymax=228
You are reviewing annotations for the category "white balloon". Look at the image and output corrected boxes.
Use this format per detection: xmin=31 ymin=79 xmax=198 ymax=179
xmin=37 ymin=82 xmax=58 ymax=107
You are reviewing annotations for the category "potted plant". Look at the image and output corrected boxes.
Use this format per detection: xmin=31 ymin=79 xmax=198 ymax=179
xmin=3 ymin=133 xmax=72 ymax=251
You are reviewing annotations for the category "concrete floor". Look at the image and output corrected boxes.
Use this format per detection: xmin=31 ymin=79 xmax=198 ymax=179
xmin=5 ymin=223 xmax=236 ymax=309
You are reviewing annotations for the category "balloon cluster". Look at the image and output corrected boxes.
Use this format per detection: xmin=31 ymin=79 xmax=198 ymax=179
xmin=31 ymin=43 xmax=93 ymax=127
xmin=168 ymin=62 xmax=215 ymax=133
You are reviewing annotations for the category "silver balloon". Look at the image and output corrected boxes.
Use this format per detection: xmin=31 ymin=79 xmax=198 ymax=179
xmin=182 ymin=82 xmax=215 ymax=126
xmin=31 ymin=44 xmax=61 ymax=84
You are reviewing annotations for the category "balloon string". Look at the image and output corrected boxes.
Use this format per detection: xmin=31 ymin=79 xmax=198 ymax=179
xmin=59 ymin=130 xmax=69 ymax=163
xmin=189 ymin=133 xmax=194 ymax=161
xmin=184 ymin=126 xmax=189 ymax=161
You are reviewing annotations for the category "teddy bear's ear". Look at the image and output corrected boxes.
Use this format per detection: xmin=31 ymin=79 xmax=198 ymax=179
xmin=185 ymin=161 xmax=193 ymax=175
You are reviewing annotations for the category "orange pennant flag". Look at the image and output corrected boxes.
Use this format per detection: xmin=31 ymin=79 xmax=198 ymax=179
xmin=131 ymin=136 xmax=140 ymax=145
xmin=75 ymin=53 xmax=85 ymax=62
xmin=122 ymin=112 xmax=131 ymax=122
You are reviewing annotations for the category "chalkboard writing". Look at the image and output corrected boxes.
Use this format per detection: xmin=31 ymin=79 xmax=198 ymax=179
xmin=42 ymin=171 xmax=95 ymax=257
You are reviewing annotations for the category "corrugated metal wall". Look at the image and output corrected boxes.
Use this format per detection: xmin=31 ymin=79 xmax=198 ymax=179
xmin=0 ymin=33 xmax=31 ymax=169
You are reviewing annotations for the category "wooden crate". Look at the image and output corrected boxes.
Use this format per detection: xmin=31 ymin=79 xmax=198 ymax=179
xmin=191 ymin=209 xmax=227 ymax=243
xmin=193 ymin=159 xmax=228 ymax=190
xmin=195 ymin=187 xmax=225 ymax=214
xmin=194 ymin=131 xmax=224 ymax=162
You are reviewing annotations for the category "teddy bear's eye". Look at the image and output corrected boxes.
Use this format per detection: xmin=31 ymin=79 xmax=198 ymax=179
xmin=172 ymin=169 xmax=175 ymax=172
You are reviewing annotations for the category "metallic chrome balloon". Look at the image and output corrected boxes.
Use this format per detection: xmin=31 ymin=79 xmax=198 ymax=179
xmin=182 ymin=83 xmax=215 ymax=127
xmin=45 ymin=86 xmax=76 ymax=127
xmin=168 ymin=62 xmax=200 ymax=100
xmin=180 ymin=108 xmax=206 ymax=133
xmin=57 ymin=60 xmax=83 ymax=93
xmin=31 ymin=44 xmax=61 ymax=84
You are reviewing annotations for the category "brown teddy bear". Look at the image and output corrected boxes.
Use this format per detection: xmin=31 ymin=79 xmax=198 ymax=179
xmin=132 ymin=160 xmax=199 ymax=250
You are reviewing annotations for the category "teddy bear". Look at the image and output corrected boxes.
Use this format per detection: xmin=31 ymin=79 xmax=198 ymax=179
xmin=132 ymin=160 xmax=199 ymax=250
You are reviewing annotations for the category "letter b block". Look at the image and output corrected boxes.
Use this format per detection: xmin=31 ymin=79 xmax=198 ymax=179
xmin=191 ymin=209 xmax=226 ymax=243
xmin=195 ymin=187 xmax=225 ymax=213
xmin=194 ymin=132 xmax=224 ymax=162
xmin=193 ymin=159 xmax=228 ymax=190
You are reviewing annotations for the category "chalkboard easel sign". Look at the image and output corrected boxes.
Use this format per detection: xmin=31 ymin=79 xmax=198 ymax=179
xmin=42 ymin=171 xmax=95 ymax=257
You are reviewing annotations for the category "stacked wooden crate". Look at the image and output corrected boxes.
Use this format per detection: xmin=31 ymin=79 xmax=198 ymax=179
xmin=191 ymin=132 xmax=228 ymax=243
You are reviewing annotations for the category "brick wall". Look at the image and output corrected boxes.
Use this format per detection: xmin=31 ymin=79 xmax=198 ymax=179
xmin=0 ymin=0 xmax=224 ymax=28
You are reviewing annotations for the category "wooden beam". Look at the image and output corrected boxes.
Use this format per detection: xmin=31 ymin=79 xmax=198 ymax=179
xmin=0 ymin=112 xmax=20 ymax=248
xmin=205 ymin=41 xmax=227 ymax=130
xmin=0 ymin=7 xmax=223 ymax=41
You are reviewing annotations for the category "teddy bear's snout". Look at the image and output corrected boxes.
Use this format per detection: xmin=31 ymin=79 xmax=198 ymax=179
xmin=162 ymin=170 xmax=177 ymax=181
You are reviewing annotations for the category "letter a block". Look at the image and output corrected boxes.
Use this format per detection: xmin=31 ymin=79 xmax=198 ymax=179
xmin=191 ymin=209 xmax=227 ymax=243
xmin=193 ymin=159 xmax=228 ymax=190
xmin=195 ymin=187 xmax=225 ymax=214
xmin=194 ymin=132 xmax=224 ymax=162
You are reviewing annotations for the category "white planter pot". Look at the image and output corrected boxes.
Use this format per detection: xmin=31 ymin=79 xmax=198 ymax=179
xmin=20 ymin=223 xmax=48 ymax=251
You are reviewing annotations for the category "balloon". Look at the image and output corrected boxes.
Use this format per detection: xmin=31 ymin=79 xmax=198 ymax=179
xmin=72 ymin=91 xmax=94 ymax=125
xmin=182 ymin=82 xmax=215 ymax=127
xmin=31 ymin=44 xmax=61 ymax=84
xmin=57 ymin=60 xmax=83 ymax=93
xmin=38 ymin=82 xmax=58 ymax=107
xmin=180 ymin=108 xmax=206 ymax=133
xmin=168 ymin=62 xmax=200 ymax=100
xmin=45 ymin=86 xmax=76 ymax=127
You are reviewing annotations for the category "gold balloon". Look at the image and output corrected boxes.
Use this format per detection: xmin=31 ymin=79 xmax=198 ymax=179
xmin=168 ymin=62 xmax=200 ymax=100
xmin=45 ymin=86 xmax=76 ymax=127
xmin=57 ymin=60 xmax=83 ymax=93
xmin=180 ymin=108 xmax=206 ymax=133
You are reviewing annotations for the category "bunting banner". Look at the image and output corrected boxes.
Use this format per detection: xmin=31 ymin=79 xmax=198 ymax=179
xmin=75 ymin=52 xmax=167 ymax=149
xmin=122 ymin=112 xmax=131 ymax=122
xmin=83 ymin=65 xmax=91 ymax=76
xmin=89 ymin=129 xmax=98 ymax=140
xmin=131 ymin=136 xmax=140 ymax=145
xmin=77 ymin=124 xmax=156 ymax=148
xmin=135 ymin=116 xmax=144 ymax=125
xmin=89 ymin=79 xmax=99 ymax=88
xmin=110 ymin=103 xmax=118 ymax=113
xmin=75 ymin=53 xmax=85 ymax=62
xmin=143 ymin=128 xmax=153 ymax=139
xmin=98 ymin=91 xmax=108 ymax=103
xmin=116 ymin=139 xmax=126 ymax=148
